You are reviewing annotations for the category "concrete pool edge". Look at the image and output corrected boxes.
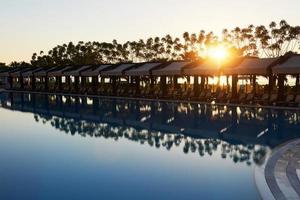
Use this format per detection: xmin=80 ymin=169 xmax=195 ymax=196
xmin=255 ymin=139 xmax=300 ymax=200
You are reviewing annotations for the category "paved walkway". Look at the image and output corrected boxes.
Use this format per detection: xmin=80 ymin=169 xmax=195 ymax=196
xmin=255 ymin=139 xmax=300 ymax=200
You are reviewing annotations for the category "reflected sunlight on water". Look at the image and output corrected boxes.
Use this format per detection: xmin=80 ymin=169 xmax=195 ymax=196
xmin=0 ymin=92 xmax=299 ymax=199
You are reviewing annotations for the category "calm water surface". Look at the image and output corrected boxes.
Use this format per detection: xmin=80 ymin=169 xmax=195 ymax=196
xmin=0 ymin=92 xmax=299 ymax=200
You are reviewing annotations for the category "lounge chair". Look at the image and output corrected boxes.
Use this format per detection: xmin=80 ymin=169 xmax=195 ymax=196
xmin=99 ymin=87 xmax=105 ymax=95
xmin=139 ymin=87 xmax=146 ymax=97
xmin=41 ymin=83 xmax=46 ymax=91
xmin=255 ymin=93 xmax=269 ymax=105
xmin=153 ymin=89 xmax=159 ymax=98
xmin=189 ymin=90 xmax=196 ymax=99
xmin=159 ymin=90 xmax=165 ymax=99
xmin=205 ymin=91 xmax=212 ymax=102
xmin=86 ymin=87 xmax=94 ymax=95
xmin=80 ymin=87 xmax=87 ymax=94
xmin=225 ymin=93 xmax=232 ymax=103
xmin=238 ymin=93 xmax=247 ymax=103
xmin=276 ymin=94 xmax=295 ymax=106
xmin=128 ymin=88 xmax=137 ymax=97
xmin=289 ymin=94 xmax=300 ymax=107
xmin=116 ymin=88 xmax=123 ymax=96
xmin=126 ymin=88 xmax=131 ymax=97
xmin=198 ymin=91 xmax=207 ymax=101
xmin=163 ymin=89 xmax=173 ymax=99
xmin=132 ymin=88 xmax=137 ymax=97
xmin=122 ymin=88 xmax=128 ymax=96
xmin=269 ymin=93 xmax=278 ymax=105
xmin=140 ymin=88 xmax=145 ymax=97
xmin=14 ymin=83 xmax=21 ymax=90
xmin=117 ymin=86 xmax=122 ymax=96
xmin=36 ymin=84 xmax=42 ymax=91
xmin=49 ymin=84 xmax=55 ymax=92
xmin=63 ymin=85 xmax=71 ymax=93
xmin=146 ymin=87 xmax=155 ymax=98
xmin=133 ymin=89 xmax=139 ymax=97
xmin=144 ymin=87 xmax=151 ymax=97
xmin=244 ymin=93 xmax=255 ymax=104
xmin=173 ymin=88 xmax=182 ymax=99
xmin=182 ymin=88 xmax=192 ymax=100
xmin=104 ymin=88 xmax=110 ymax=96
xmin=215 ymin=91 xmax=226 ymax=103
xmin=24 ymin=85 xmax=29 ymax=91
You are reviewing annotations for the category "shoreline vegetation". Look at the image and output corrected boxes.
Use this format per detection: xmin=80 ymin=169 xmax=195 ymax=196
xmin=1 ymin=19 xmax=300 ymax=68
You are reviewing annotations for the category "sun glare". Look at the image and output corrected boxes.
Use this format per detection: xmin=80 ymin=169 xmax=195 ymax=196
xmin=208 ymin=46 xmax=228 ymax=60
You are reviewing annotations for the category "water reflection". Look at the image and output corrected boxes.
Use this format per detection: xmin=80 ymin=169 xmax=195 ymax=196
xmin=1 ymin=92 xmax=300 ymax=167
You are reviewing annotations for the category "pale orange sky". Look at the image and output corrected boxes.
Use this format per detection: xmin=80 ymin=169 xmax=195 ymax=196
xmin=1 ymin=0 xmax=300 ymax=64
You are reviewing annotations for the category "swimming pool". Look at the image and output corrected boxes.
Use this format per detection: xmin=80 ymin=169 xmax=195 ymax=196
xmin=0 ymin=92 xmax=299 ymax=200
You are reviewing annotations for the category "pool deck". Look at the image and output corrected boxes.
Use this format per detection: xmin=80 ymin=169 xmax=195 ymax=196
xmin=255 ymin=139 xmax=300 ymax=200
xmin=1 ymin=89 xmax=300 ymax=111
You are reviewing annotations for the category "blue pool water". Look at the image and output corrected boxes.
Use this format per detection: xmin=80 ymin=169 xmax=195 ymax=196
xmin=0 ymin=92 xmax=299 ymax=200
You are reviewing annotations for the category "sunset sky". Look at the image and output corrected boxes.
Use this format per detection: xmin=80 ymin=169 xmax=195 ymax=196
xmin=1 ymin=0 xmax=300 ymax=64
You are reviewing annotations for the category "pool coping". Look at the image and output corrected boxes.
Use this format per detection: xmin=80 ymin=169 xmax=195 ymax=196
xmin=255 ymin=139 xmax=300 ymax=200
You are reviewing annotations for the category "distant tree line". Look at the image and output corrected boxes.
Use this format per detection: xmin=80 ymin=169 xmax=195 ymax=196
xmin=4 ymin=19 xmax=300 ymax=67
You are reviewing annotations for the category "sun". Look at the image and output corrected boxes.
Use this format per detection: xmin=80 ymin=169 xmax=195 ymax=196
xmin=208 ymin=45 xmax=228 ymax=60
